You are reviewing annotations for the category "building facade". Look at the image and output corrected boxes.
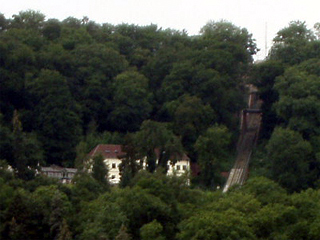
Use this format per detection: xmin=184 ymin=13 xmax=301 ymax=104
xmin=41 ymin=165 xmax=77 ymax=183
xmin=88 ymin=144 xmax=190 ymax=184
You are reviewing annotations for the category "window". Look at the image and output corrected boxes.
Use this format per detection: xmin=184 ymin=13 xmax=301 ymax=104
xmin=112 ymin=163 xmax=116 ymax=168
xmin=183 ymin=165 xmax=187 ymax=170
xmin=111 ymin=175 xmax=115 ymax=179
xmin=176 ymin=165 xmax=181 ymax=170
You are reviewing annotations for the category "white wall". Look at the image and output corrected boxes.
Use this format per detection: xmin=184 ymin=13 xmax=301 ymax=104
xmin=104 ymin=158 xmax=190 ymax=184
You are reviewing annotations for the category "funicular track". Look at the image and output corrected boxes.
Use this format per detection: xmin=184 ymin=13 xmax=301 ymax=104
xmin=223 ymin=86 xmax=261 ymax=193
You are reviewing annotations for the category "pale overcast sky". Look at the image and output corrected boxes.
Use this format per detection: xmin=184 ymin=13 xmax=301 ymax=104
xmin=1 ymin=0 xmax=320 ymax=60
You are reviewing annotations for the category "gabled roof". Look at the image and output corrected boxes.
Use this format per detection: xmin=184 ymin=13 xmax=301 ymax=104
xmin=88 ymin=144 xmax=126 ymax=159
xmin=154 ymin=148 xmax=190 ymax=161
xmin=88 ymin=144 xmax=190 ymax=161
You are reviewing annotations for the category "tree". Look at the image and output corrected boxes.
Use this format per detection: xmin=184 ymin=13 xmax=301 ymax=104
xmin=195 ymin=124 xmax=231 ymax=188
xmin=115 ymin=187 xmax=172 ymax=239
xmin=116 ymin=224 xmax=132 ymax=240
xmin=168 ymin=94 xmax=216 ymax=160
xmin=78 ymin=193 xmax=127 ymax=240
xmin=241 ymin=176 xmax=287 ymax=205
xmin=26 ymin=69 xmax=82 ymax=165
xmin=119 ymin=134 xmax=142 ymax=188
xmin=0 ymin=13 xmax=7 ymax=32
xmin=108 ymin=70 xmax=153 ymax=132
xmin=11 ymin=110 xmax=43 ymax=180
xmin=315 ymin=22 xmax=320 ymax=39
xmin=274 ymin=66 xmax=320 ymax=138
xmin=11 ymin=10 xmax=45 ymax=31
xmin=200 ymin=20 xmax=257 ymax=74
xmin=42 ymin=19 xmax=61 ymax=40
xmin=57 ymin=219 xmax=72 ymax=240
xmin=269 ymin=21 xmax=316 ymax=65
xmin=266 ymin=127 xmax=312 ymax=192
xmin=178 ymin=208 xmax=255 ymax=240
xmin=71 ymin=172 xmax=105 ymax=205
xmin=140 ymin=220 xmax=165 ymax=240
xmin=134 ymin=120 xmax=184 ymax=173
xmin=92 ymin=154 xmax=109 ymax=189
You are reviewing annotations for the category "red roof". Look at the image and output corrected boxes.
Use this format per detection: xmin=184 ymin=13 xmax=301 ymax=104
xmin=88 ymin=144 xmax=190 ymax=161
xmin=154 ymin=148 xmax=190 ymax=161
xmin=88 ymin=144 xmax=126 ymax=159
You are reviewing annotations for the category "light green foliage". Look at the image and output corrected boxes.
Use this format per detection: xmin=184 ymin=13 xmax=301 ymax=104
xmin=274 ymin=67 xmax=320 ymax=138
xmin=11 ymin=10 xmax=45 ymax=31
xmin=269 ymin=21 xmax=317 ymax=65
xmin=241 ymin=176 xmax=288 ymax=205
xmin=0 ymin=178 xmax=14 ymax=233
xmin=252 ymin=203 xmax=297 ymax=239
xmin=140 ymin=220 xmax=165 ymax=240
xmin=78 ymin=193 xmax=127 ymax=240
xmin=178 ymin=208 xmax=256 ymax=240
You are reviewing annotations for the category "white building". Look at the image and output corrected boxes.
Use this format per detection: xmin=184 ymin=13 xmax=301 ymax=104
xmin=88 ymin=144 xmax=190 ymax=184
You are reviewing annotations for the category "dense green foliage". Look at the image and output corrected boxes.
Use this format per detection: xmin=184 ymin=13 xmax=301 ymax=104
xmin=2 ymin=9 xmax=320 ymax=239
xmin=251 ymin=20 xmax=320 ymax=193
xmin=2 ymin=168 xmax=320 ymax=239
xmin=0 ymin=10 xmax=256 ymax=184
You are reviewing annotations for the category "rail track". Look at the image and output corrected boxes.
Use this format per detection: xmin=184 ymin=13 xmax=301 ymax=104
xmin=223 ymin=86 xmax=261 ymax=192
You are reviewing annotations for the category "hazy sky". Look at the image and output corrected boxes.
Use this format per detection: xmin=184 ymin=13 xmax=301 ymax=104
xmin=2 ymin=0 xmax=320 ymax=60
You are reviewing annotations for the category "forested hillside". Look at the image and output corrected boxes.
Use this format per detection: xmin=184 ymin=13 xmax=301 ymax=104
xmin=2 ymin=10 xmax=320 ymax=240
xmin=251 ymin=20 xmax=320 ymax=193
xmin=0 ymin=10 xmax=257 ymax=186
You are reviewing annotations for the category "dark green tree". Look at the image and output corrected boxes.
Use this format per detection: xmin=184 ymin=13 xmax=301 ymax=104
xmin=134 ymin=120 xmax=184 ymax=173
xmin=26 ymin=69 xmax=82 ymax=166
xmin=167 ymin=94 xmax=216 ymax=160
xmin=195 ymin=124 xmax=231 ymax=188
xmin=11 ymin=110 xmax=43 ymax=180
xmin=92 ymin=154 xmax=109 ymax=189
xmin=108 ymin=70 xmax=153 ymax=132
xmin=250 ymin=60 xmax=284 ymax=139
xmin=266 ymin=127 xmax=312 ymax=192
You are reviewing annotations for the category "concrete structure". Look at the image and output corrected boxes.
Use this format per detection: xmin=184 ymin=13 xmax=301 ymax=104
xmin=88 ymin=144 xmax=190 ymax=184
